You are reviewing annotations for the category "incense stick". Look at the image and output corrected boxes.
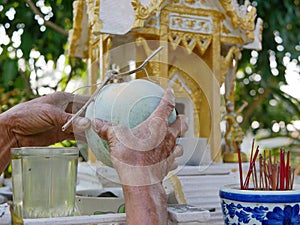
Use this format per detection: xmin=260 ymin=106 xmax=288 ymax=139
xmin=243 ymin=146 xmax=259 ymax=189
xmin=238 ymin=143 xmax=294 ymax=191
xmin=237 ymin=148 xmax=244 ymax=190
xmin=286 ymin=151 xmax=290 ymax=190
xmin=280 ymin=149 xmax=285 ymax=190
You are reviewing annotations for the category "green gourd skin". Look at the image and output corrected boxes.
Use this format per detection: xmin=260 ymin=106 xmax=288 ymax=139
xmin=85 ymin=79 xmax=177 ymax=167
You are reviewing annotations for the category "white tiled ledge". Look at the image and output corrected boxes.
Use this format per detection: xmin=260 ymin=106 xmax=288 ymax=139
xmin=0 ymin=163 xmax=255 ymax=225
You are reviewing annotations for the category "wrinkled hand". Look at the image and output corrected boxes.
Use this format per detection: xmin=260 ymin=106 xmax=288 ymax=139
xmin=92 ymin=89 xmax=188 ymax=186
xmin=2 ymin=92 xmax=90 ymax=147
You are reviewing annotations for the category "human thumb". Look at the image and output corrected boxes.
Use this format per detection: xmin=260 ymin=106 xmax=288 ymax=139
xmin=72 ymin=117 xmax=91 ymax=131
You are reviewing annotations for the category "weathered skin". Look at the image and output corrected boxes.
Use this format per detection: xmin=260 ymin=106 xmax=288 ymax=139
xmin=93 ymin=88 xmax=188 ymax=225
xmin=0 ymin=88 xmax=188 ymax=225
xmin=0 ymin=92 xmax=90 ymax=173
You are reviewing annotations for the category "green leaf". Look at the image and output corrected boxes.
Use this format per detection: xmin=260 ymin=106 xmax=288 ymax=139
xmin=20 ymin=32 xmax=34 ymax=59
xmin=13 ymin=76 xmax=26 ymax=89
xmin=3 ymin=60 xmax=18 ymax=87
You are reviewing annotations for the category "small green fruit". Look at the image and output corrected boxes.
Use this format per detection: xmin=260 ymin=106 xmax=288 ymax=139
xmin=117 ymin=203 xmax=126 ymax=213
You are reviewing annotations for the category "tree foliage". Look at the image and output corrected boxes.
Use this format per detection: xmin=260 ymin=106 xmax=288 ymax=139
xmin=235 ymin=0 xmax=300 ymax=148
xmin=0 ymin=0 xmax=299 ymax=147
xmin=0 ymin=0 xmax=85 ymax=112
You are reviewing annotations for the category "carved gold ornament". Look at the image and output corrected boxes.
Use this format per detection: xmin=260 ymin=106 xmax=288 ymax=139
xmin=131 ymin=0 xmax=165 ymax=28
xmin=168 ymin=31 xmax=212 ymax=55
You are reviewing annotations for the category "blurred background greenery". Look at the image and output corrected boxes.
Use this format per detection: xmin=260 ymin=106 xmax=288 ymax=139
xmin=0 ymin=0 xmax=299 ymax=169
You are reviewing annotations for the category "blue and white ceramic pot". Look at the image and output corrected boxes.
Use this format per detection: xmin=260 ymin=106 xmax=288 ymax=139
xmin=219 ymin=184 xmax=300 ymax=225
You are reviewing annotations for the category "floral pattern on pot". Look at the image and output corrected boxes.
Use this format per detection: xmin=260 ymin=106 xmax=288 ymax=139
xmin=221 ymin=200 xmax=300 ymax=225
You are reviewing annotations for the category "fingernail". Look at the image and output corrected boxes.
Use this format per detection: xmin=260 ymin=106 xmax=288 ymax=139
xmin=92 ymin=119 xmax=103 ymax=133
xmin=75 ymin=117 xmax=90 ymax=129
xmin=170 ymin=88 xmax=174 ymax=95
xmin=166 ymin=88 xmax=174 ymax=95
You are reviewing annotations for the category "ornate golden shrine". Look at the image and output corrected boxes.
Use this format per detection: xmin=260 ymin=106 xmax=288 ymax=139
xmin=68 ymin=0 xmax=262 ymax=162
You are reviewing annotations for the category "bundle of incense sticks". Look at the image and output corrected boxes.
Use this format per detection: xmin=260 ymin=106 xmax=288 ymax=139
xmin=238 ymin=140 xmax=295 ymax=190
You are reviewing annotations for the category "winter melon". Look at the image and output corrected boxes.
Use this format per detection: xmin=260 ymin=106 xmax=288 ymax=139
xmin=85 ymin=79 xmax=177 ymax=167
